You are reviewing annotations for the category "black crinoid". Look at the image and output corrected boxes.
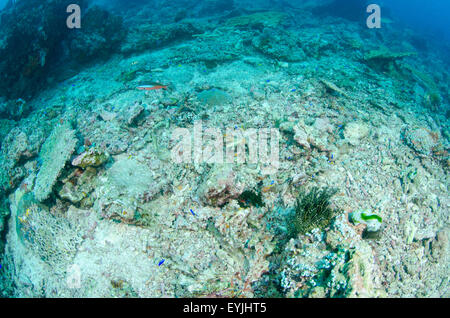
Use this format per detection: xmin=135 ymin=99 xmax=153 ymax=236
xmin=288 ymin=187 xmax=342 ymax=238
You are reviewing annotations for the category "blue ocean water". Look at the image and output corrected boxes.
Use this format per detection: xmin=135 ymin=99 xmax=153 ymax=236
xmin=381 ymin=0 xmax=450 ymax=41
xmin=1 ymin=0 xmax=448 ymax=41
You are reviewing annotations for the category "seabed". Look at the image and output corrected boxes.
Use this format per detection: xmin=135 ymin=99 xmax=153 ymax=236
xmin=0 ymin=0 xmax=448 ymax=298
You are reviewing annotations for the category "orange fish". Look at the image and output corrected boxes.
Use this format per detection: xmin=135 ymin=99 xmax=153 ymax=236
xmin=137 ymin=85 xmax=168 ymax=91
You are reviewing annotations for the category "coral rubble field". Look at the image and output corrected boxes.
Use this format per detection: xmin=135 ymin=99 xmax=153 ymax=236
xmin=0 ymin=0 xmax=448 ymax=297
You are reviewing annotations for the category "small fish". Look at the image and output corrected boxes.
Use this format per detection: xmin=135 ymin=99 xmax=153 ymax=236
xmin=158 ymin=259 xmax=165 ymax=266
xmin=190 ymin=209 xmax=196 ymax=216
xmin=137 ymin=85 xmax=168 ymax=91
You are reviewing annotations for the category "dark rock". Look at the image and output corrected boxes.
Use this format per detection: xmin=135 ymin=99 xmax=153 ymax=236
xmin=0 ymin=0 xmax=88 ymax=99
xmin=67 ymin=6 xmax=126 ymax=63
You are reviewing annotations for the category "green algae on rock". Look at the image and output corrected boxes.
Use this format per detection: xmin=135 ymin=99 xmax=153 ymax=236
xmin=288 ymin=187 xmax=341 ymax=237
xmin=72 ymin=148 xmax=109 ymax=169
xmin=349 ymin=211 xmax=382 ymax=233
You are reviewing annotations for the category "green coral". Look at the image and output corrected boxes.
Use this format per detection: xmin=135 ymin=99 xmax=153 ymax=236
xmin=320 ymin=79 xmax=350 ymax=98
xmin=33 ymin=123 xmax=78 ymax=202
xmin=288 ymin=187 xmax=341 ymax=237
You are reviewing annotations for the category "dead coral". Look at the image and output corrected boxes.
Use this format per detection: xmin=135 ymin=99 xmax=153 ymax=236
xmin=33 ymin=123 xmax=78 ymax=202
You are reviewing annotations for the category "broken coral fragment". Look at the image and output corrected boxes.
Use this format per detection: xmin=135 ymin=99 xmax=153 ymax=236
xmin=197 ymin=164 xmax=244 ymax=207
xmin=59 ymin=167 xmax=97 ymax=204
xmin=320 ymin=79 xmax=349 ymax=98
xmin=124 ymin=103 xmax=145 ymax=126
xmin=33 ymin=123 xmax=78 ymax=202
xmin=72 ymin=148 xmax=109 ymax=169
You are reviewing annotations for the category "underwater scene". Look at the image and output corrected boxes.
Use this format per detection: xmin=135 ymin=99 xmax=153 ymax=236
xmin=0 ymin=0 xmax=448 ymax=298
